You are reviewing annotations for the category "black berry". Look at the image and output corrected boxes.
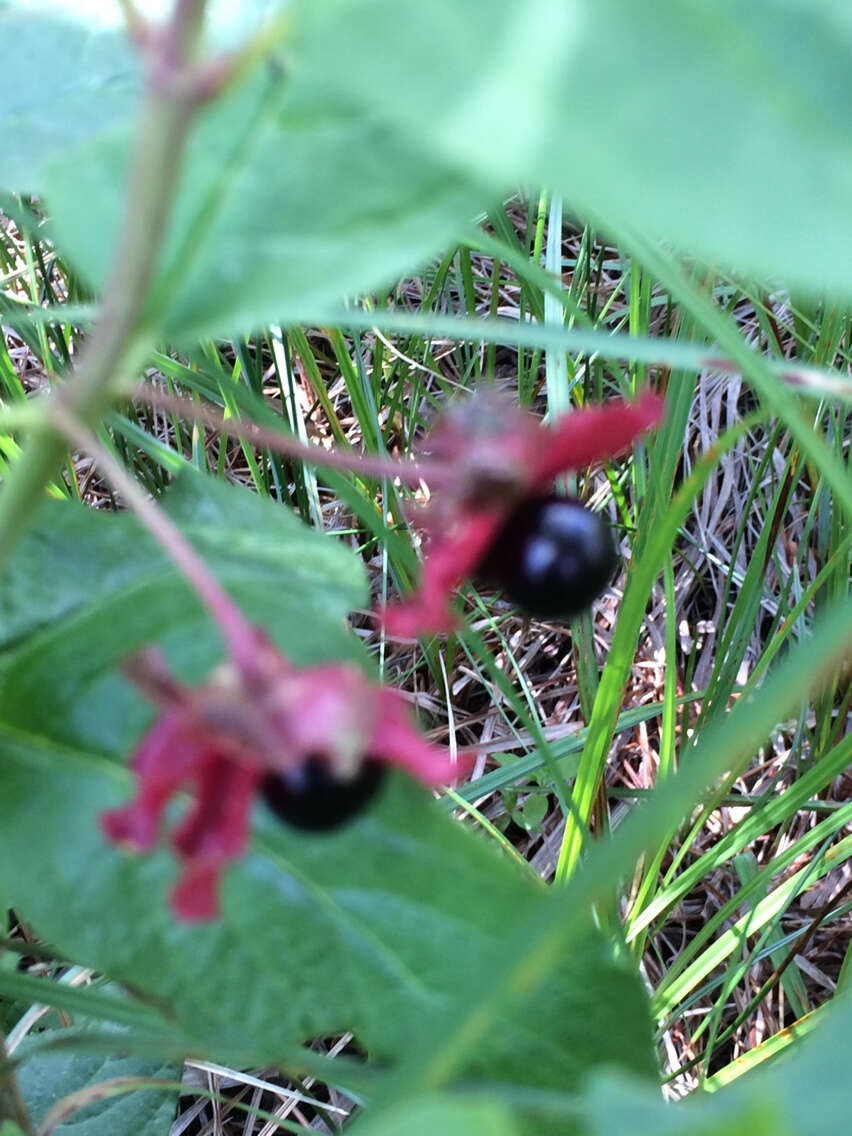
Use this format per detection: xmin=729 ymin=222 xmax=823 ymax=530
xmin=261 ymin=757 xmax=385 ymax=832
xmin=483 ymin=494 xmax=618 ymax=619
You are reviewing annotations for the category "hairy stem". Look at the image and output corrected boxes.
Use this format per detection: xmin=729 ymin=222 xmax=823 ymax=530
xmin=136 ymin=386 xmax=457 ymax=487
xmin=51 ymin=407 xmax=261 ymax=680
xmin=0 ymin=0 xmax=208 ymax=571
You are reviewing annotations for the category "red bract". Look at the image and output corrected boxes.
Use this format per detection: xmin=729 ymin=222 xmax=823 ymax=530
xmin=101 ymin=634 xmax=459 ymax=921
xmin=382 ymin=390 xmax=664 ymax=636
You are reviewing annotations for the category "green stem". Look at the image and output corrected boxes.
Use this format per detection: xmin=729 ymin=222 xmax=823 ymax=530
xmin=0 ymin=0 xmax=207 ymax=570
xmin=0 ymin=404 xmax=42 ymax=434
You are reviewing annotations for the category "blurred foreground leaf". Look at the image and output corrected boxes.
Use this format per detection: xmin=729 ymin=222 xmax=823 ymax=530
xmin=0 ymin=475 xmax=655 ymax=1093
xmin=43 ymin=69 xmax=489 ymax=342
xmin=19 ymin=2 xmax=852 ymax=341
xmin=577 ymin=994 xmax=852 ymax=1136
xmin=0 ymin=7 xmax=138 ymax=192
xmin=16 ymin=1034 xmax=177 ymax=1136
xmin=0 ymin=471 xmax=366 ymax=754
xmin=300 ymin=0 xmax=852 ymax=302
xmin=349 ymin=1092 xmax=520 ymax=1136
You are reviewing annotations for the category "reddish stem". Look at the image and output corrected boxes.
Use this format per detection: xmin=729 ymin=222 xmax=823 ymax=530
xmin=51 ymin=407 xmax=264 ymax=681
xmin=136 ymin=386 xmax=459 ymax=487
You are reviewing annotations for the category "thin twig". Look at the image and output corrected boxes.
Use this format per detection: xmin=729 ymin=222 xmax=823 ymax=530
xmin=50 ymin=407 xmax=262 ymax=680
xmin=134 ymin=384 xmax=458 ymax=487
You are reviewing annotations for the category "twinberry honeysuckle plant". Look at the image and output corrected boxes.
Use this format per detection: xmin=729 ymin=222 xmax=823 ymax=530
xmin=0 ymin=0 xmax=661 ymax=936
xmin=90 ymin=387 xmax=662 ymax=921
xmin=3 ymin=1 xmax=852 ymax=1131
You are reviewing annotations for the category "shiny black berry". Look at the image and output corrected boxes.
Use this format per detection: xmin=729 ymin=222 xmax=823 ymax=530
xmin=261 ymin=757 xmax=385 ymax=832
xmin=483 ymin=494 xmax=618 ymax=620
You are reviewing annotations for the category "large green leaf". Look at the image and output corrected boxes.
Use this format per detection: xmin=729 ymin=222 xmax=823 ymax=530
xmin=11 ymin=2 xmax=852 ymax=339
xmin=15 ymin=1029 xmax=178 ymax=1136
xmin=0 ymin=7 xmax=138 ymax=192
xmin=576 ymin=994 xmax=852 ymax=1136
xmin=0 ymin=471 xmax=366 ymax=754
xmin=5 ymin=4 xmax=488 ymax=342
xmin=0 ymin=476 xmax=655 ymax=1090
xmin=349 ymin=1093 xmax=520 ymax=1136
xmin=297 ymin=0 xmax=852 ymax=302
xmin=43 ymin=65 xmax=490 ymax=343
xmin=0 ymin=470 xmax=364 ymax=647
xmin=0 ymin=743 xmax=655 ymax=1089
xmin=0 ymin=0 xmax=285 ymax=191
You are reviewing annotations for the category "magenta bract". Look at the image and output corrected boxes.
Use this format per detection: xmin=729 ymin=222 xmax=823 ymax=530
xmin=102 ymin=635 xmax=460 ymax=921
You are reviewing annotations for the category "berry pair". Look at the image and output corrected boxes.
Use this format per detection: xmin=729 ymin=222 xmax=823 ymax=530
xmin=103 ymin=392 xmax=660 ymax=917
xmin=262 ymin=394 xmax=660 ymax=838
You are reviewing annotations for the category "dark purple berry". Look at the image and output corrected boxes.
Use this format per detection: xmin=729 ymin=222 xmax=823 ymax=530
xmin=483 ymin=494 xmax=618 ymax=620
xmin=261 ymin=757 xmax=385 ymax=832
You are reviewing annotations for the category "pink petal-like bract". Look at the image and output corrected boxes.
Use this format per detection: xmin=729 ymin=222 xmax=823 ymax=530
xmin=102 ymin=645 xmax=459 ymax=922
xmin=382 ymin=508 xmax=504 ymax=636
xmin=527 ymin=391 xmax=664 ymax=488
xmin=373 ymin=688 xmax=468 ymax=784
xmin=170 ymin=753 xmax=263 ymax=921
xmin=100 ymin=712 xmax=209 ymax=851
xmin=170 ymin=859 xmax=224 ymax=923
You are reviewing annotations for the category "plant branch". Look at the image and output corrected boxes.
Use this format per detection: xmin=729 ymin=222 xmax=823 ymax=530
xmin=135 ymin=385 xmax=457 ymax=487
xmin=0 ymin=0 xmax=209 ymax=573
xmin=50 ymin=407 xmax=262 ymax=680
xmin=189 ymin=11 xmax=291 ymax=102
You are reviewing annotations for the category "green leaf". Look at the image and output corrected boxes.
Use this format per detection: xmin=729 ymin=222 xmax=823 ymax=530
xmin=0 ymin=471 xmax=365 ymax=754
xmin=0 ymin=1 xmax=286 ymax=192
xmin=0 ymin=469 xmax=364 ymax=646
xmin=580 ymin=1074 xmax=782 ymax=1136
xmin=44 ymin=67 xmax=489 ymax=343
xmin=577 ymin=993 xmax=852 ymax=1136
xmin=0 ymin=748 xmax=655 ymax=1087
xmin=15 ymin=2 xmax=852 ymax=332
xmin=15 ymin=1027 xmax=178 ymax=1136
xmin=0 ymin=7 xmax=139 ymax=191
xmin=1 ymin=4 xmax=509 ymax=343
xmin=2 ymin=4 xmax=487 ymax=341
xmin=0 ymin=474 xmax=655 ymax=1087
xmin=515 ymin=793 xmax=548 ymax=832
xmin=298 ymin=0 xmax=852 ymax=301
xmin=349 ymin=1093 xmax=520 ymax=1136
xmin=0 ymin=971 xmax=169 ymax=1035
